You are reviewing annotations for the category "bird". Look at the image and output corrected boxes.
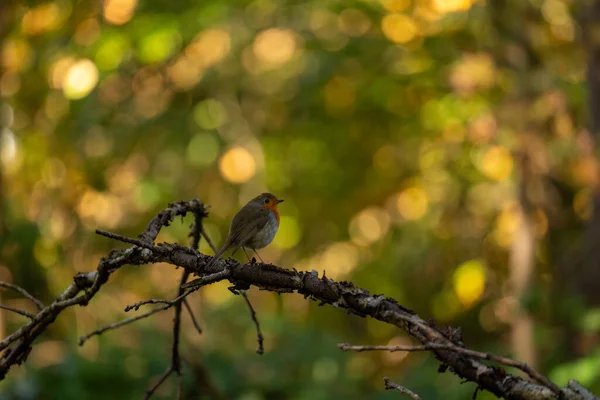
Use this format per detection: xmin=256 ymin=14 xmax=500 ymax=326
xmin=204 ymin=192 xmax=283 ymax=269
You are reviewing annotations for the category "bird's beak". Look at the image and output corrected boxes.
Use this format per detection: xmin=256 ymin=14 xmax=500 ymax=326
xmin=276 ymin=199 xmax=284 ymax=204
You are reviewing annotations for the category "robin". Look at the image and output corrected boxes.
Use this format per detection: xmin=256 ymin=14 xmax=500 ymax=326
xmin=204 ymin=192 xmax=284 ymax=269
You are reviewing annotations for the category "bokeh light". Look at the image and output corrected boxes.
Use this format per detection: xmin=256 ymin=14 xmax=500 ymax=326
xmin=186 ymin=29 xmax=231 ymax=69
xmin=396 ymin=187 xmax=429 ymax=220
xmin=479 ymin=146 xmax=513 ymax=181
xmin=21 ymin=3 xmax=66 ymax=36
xmin=62 ymin=59 xmax=99 ymax=99
xmin=103 ymin=0 xmax=138 ymax=25
xmin=253 ymin=28 xmax=297 ymax=68
xmin=348 ymin=208 xmax=391 ymax=246
xmin=453 ymin=259 xmax=486 ymax=307
xmin=381 ymin=14 xmax=418 ymax=44
xmin=219 ymin=147 xmax=257 ymax=184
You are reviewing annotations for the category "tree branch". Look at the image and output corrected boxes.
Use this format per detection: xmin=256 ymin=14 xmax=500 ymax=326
xmin=384 ymin=377 xmax=421 ymax=400
xmin=241 ymin=291 xmax=264 ymax=355
xmin=0 ymin=304 xmax=36 ymax=320
xmin=0 ymin=199 xmax=597 ymax=400
xmin=0 ymin=282 xmax=44 ymax=310
xmin=338 ymin=343 xmax=558 ymax=392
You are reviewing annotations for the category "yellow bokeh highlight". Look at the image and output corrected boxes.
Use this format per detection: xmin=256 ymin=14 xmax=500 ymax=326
xmin=253 ymin=28 xmax=297 ymax=68
xmin=396 ymin=187 xmax=429 ymax=220
xmin=186 ymin=29 xmax=231 ymax=69
xmin=103 ymin=0 xmax=138 ymax=25
xmin=492 ymin=204 xmax=520 ymax=248
xmin=542 ymin=0 xmax=570 ymax=26
xmin=76 ymin=189 xmax=123 ymax=228
xmin=21 ymin=3 xmax=64 ymax=36
xmin=381 ymin=14 xmax=418 ymax=44
xmin=480 ymin=146 xmax=513 ymax=181
xmin=168 ymin=56 xmax=204 ymax=90
xmin=453 ymin=259 xmax=486 ymax=307
xmin=432 ymin=0 xmax=475 ymax=14
xmin=349 ymin=207 xmax=391 ymax=246
xmin=0 ymin=129 xmax=17 ymax=167
xmin=450 ymin=53 xmax=496 ymax=94
xmin=319 ymin=242 xmax=359 ymax=278
xmin=382 ymin=0 xmax=411 ymax=13
xmin=49 ymin=57 xmax=75 ymax=89
xmin=2 ymin=39 xmax=32 ymax=72
xmin=219 ymin=147 xmax=256 ymax=184
xmin=62 ymin=59 xmax=99 ymax=99
xmin=273 ymin=216 xmax=301 ymax=249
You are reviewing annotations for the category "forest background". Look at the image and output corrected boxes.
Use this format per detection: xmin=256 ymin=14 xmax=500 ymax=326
xmin=1 ymin=0 xmax=600 ymax=399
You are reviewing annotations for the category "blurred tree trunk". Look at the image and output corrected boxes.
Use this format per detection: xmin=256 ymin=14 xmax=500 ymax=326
xmin=0 ymin=1 xmax=17 ymax=237
xmin=0 ymin=0 xmax=17 ymax=344
xmin=576 ymin=0 xmax=600 ymax=306
xmin=509 ymin=152 xmax=537 ymax=368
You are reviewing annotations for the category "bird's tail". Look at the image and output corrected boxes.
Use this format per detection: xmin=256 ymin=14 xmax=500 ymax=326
xmin=181 ymin=241 xmax=233 ymax=290
xmin=203 ymin=241 xmax=231 ymax=271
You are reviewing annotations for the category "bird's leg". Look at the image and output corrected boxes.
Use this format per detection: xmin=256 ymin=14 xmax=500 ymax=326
xmin=242 ymin=247 xmax=254 ymax=264
xmin=251 ymin=248 xmax=264 ymax=263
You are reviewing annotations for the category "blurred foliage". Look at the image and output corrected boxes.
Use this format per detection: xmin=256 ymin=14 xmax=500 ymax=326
xmin=0 ymin=0 xmax=599 ymax=398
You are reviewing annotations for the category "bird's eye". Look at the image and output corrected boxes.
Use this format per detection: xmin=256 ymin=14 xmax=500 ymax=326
xmin=264 ymin=199 xmax=270 ymax=204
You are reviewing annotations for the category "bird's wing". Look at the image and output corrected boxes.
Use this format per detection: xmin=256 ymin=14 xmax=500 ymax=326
xmin=228 ymin=206 xmax=271 ymax=251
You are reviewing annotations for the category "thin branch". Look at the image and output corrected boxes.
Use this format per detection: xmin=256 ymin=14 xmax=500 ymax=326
xmin=79 ymin=304 xmax=170 ymax=345
xmin=183 ymin=299 xmax=202 ymax=334
xmin=384 ymin=377 xmax=421 ymax=400
xmin=95 ymin=229 xmax=156 ymax=251
xmin=338 ymin=343 xmax=560 ymax=393
xmin=124 ymin=299 xmax=172 ymax=312
xmin=143 ymin=367 xmax=174 ymax=400
xmin=1 ymin=199 xmax=594 ymax=400
xmin=241 ymin=291 xmax=264 ymax=355
xmin=201 ymin=229 xmax=218 ymax=253
xmin=0 ymin=199 xmax=208 ymax=381
xmin=143 ymin=200 xmax=207 ymax=400
xmin=0 ymin=304 xmax=36 ymax=319
xmin=0 ymin=282 xmax=44 ymax=310
xmin=80 ymin=278 xmax=208 ymax=346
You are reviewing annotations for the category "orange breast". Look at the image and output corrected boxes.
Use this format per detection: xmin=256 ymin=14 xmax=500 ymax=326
xmin=262 ymin=203 xmax=280 ymax=223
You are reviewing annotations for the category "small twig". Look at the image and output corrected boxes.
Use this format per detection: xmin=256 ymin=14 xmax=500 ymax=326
xmin=241 ymin=291 xmax=264 ymax=355
xmin=201 ymin=229 xmax=218 ymax=253
xmin=0 ymin=304 xmax=36 ymax=319
xmin=79 ymin=305 xmax=170 ymax=345
xmin=124 ymin=288 xmax=202 ymax=313
xmin=339 ymin=343 xmax=560 ymax=393
xmin=0 ymin=282 xmax=44 ymax=310
xmin=143 ymin=367 xmax=174 ymax=400
xmin=177 ymin=371 xmax=183 ymax=400
xmin=384 ymin=377 xmax=421 ymax=400
xmin=95 ymin=229 xmax=157 ymax=251
xmin=180 ymin=269 xmax=231 ymax=290
xmin=143 ymin=203 xmax=207 ymax=400
xmin=125 ymin=299 xmax=172 ymax=312
xmin=183 ymin=299 xmax=202 ymax=334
